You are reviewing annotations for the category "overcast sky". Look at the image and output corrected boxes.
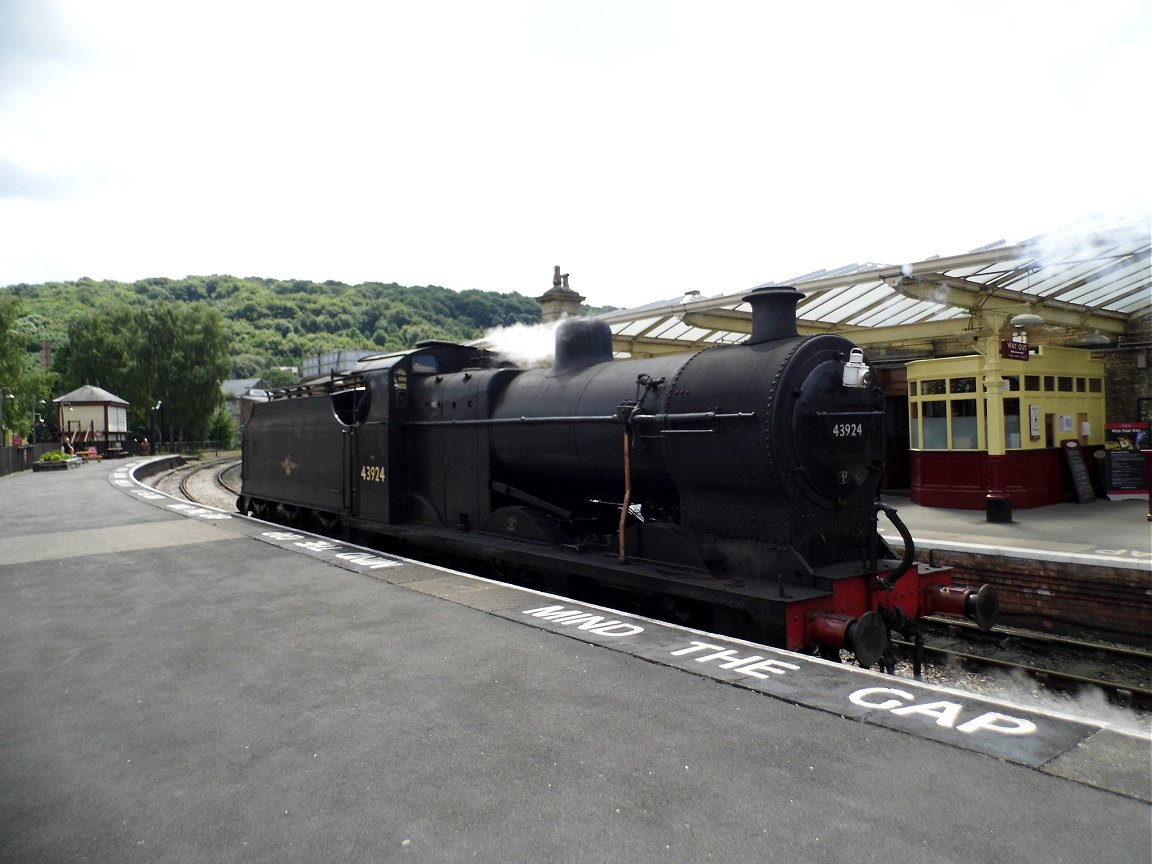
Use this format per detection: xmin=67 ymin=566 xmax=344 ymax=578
xmin=1 ymin=0 xmax=1148 ymax=308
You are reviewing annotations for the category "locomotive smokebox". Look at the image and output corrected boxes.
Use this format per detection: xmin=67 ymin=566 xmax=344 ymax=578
xmin=743 ymin=285 xmax=803 ymax=344
xmin=551 ymin=317 xmax=614 ymax=376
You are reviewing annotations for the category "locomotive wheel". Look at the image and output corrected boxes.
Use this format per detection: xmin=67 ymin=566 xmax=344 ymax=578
xmin=278 ymin=504 xmax=301 ymax=527
xmin=242 ymin=498 xmax=268 ymax=519
xmin=307 ymin=510 xmax=339 ymax=534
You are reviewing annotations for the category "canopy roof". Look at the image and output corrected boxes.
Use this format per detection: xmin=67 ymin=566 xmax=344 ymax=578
xmin=600 ymin=222 xmax=1150 ymax=357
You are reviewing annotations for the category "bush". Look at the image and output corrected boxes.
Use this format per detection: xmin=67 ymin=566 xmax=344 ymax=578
xmin=39 ymin=450 xmax=72 ymax=462
xmin=207 ymin=408 xmax=237 ymax=449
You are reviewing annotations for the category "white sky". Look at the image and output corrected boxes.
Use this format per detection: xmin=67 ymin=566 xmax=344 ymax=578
xmin=1 ymin=0 xmax=1148 ymax=309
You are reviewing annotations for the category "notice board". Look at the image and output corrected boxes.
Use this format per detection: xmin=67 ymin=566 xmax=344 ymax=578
xmin=1104 ymin=423 xmax=1150 ymax=495
xmin=1061 ymin=440 xmax=1096 ymax=503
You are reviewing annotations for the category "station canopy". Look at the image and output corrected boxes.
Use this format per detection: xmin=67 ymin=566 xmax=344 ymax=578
xmin=598 ymin=222 xmax=1150 ymax=359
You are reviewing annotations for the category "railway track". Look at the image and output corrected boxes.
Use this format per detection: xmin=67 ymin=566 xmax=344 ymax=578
xmin=158 ymin=456 xmax=241 ymax=509
xmin=170 ymin=458 xmax=1152 ymax=725
xmin=896 ymin=643 xmax=1152 ymax=712
xmin=924 ymin=616 xmax=1152 ymax=665
xmin=898 ymin=618 xmax=1152 ymax=712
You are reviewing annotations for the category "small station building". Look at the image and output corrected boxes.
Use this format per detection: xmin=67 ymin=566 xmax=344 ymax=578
xmin=54 ymin=385 xmax=131 ymax=455
xmin=592 ymin=222 xmax=1150 ymax=520
xmin=906 ymin=345 xmax=1106 ymax=512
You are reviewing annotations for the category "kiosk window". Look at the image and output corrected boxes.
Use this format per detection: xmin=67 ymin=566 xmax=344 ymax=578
xmin=923 ymin=402 xmax=948 ymax=449
xmin=950 ymin=377 xmax=977 ymax=393
xmin=921 ymin=379 xmax=946 ymax=396
xmin=1058 ymin=376 xmax=1073 ymax=392
xmin=1089 ymin=378 xmax=1102 ymax=393
xmin=950 ymin=399 xmax=979 ymax=449
xmin=1025 ymin=375 xmax=1040 ymax=391
xmin=1004 ymin=398 xmax=1021 ymax=449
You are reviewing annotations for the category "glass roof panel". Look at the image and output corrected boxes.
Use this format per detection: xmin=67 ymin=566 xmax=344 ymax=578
xmin=798 ymin=282 xmax=881 ymax=321
xmin=821 ymin=285 xmax=895 ymax=323
xmin=602 ymin=225 xmax=1147 ymax=350
xmin=616 ymin=317 xmax=665 ymax=337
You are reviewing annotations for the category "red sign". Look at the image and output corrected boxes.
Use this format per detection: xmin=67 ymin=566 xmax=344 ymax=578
xmin=1000 ymin=340 xmax=1030 ymax=361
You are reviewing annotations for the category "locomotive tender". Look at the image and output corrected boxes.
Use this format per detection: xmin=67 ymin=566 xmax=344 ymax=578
xmin=239 ymin=285 xmax=997 ymax=668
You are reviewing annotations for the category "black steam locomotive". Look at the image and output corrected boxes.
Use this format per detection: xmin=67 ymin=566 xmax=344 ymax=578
xmin=239 ymin=286 xmax=996 ymax=668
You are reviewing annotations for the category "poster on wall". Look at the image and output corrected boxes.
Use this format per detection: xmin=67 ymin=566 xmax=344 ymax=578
xmin=1104 ymin=423 xmax=1150 ymax=495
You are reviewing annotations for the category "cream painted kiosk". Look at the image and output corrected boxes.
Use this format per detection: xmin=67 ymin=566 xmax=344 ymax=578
xmin=907 ymin=343 xmax=1105 ymax=519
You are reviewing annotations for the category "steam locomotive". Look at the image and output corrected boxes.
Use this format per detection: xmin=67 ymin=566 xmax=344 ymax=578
xmin=238 ymin=285 xmax=997 ymax=668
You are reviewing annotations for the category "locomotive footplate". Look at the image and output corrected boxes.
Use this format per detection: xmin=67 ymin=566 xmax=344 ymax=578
xmin=349 ymin=517 xmax=951 ymax=659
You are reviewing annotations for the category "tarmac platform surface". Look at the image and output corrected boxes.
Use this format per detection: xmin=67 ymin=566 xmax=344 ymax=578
xmin=877 ymin=491 xmax=1151 ymax=571
xmin=1 ymin=459 xmax=1149 ymax=863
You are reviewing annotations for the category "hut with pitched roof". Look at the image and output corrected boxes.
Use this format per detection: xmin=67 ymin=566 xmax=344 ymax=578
xmin=54 ymin=385 xmax=130 ymax=456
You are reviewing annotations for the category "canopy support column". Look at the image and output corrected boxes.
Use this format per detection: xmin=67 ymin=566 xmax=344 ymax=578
xmin=979 ymin=319 xmax=1012 ymax=523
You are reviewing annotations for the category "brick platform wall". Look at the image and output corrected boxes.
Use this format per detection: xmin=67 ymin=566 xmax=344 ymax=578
xmin=919 ymin=548 xmax=1151 ymax=648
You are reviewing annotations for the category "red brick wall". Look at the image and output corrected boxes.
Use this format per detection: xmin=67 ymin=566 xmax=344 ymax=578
xmin=923 ymin=549 xmax=1151 ymax=647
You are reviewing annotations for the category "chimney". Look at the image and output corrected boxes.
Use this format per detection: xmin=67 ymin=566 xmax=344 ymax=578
xmin=536 ymin=265 xmax=586 ymax=323
xmin=743 ymin=285 xmax=803 ymax=344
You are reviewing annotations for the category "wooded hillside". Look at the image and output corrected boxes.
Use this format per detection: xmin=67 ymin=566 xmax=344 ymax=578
xmin=3 ymin=275 xmax=607 ymax=383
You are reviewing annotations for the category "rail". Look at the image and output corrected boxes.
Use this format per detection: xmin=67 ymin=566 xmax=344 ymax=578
xmin=896 ymin=618 xmax=1152 ymax=710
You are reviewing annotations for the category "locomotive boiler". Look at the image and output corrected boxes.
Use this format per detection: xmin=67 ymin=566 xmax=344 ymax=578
xmin=239 ymin=285 xmax=997 ymax=668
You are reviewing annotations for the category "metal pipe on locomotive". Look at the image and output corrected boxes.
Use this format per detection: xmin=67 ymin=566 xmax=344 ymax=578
xmin=239 ymin=285 xmax=997 ymax=668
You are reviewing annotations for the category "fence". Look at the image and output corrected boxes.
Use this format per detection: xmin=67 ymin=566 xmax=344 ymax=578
xmin=0 ymin=440 xmax=236 ymax=477
xmin=0 ymin=444 xmax=58 ymax=477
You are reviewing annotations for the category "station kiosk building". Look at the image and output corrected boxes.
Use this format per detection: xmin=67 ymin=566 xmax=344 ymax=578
xmin=906 ymin=344 xmax=1106 ymax=510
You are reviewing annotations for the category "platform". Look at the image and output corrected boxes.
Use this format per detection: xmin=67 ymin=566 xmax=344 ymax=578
xmin=0 ymin=460 xmax=1148 ymax=863
xmin=878 ymin=492 xmax=1151 ymax=570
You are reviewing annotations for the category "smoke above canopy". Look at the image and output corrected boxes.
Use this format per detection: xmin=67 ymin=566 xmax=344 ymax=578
xmin=478 ymin=320 xmax=563 ymax=367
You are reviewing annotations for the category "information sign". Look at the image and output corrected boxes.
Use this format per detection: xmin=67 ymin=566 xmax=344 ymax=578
xmin=1104 ymin=423 xmax=1150 ymax=495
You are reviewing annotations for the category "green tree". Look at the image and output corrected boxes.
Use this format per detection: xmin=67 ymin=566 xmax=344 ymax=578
xmin=206 ymin=407 xmax=236 ymax=449
xmin=0 ymin=295 xmax=25 ymax=441
xmin=0 ymin=295 xmax=24 ymax=387
xmin=259 ymin=367 xmax=298 ymax=388
xmin=0 ymin=295 xmax=61 ymax=442
xmin=60 ymin=304 xmax=139 ymax=388
xmin=57 ymin=303 xmax=231 ymax=444
xmin=162 ymin=304 xmax=232 ymax=441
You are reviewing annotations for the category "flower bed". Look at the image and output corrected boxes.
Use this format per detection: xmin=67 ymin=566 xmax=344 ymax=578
xmin=31 ymin=452 xmax=85 ymax=471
